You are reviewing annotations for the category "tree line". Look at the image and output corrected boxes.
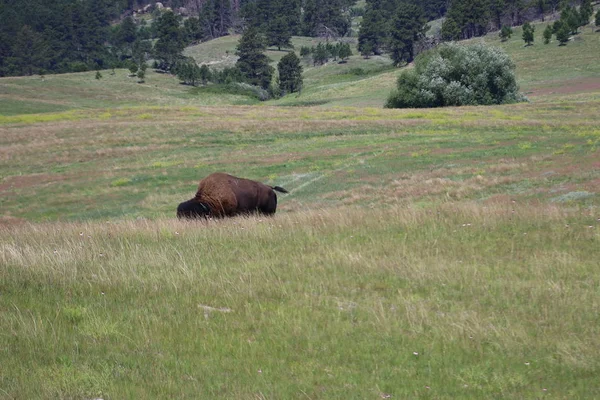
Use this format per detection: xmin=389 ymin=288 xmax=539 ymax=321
xmin=2 ymin=0 xmax=598 ymax=78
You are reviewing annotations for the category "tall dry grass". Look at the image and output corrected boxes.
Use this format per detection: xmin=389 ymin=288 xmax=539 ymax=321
xmin=1 ymin=204 xmax=599 ymax=398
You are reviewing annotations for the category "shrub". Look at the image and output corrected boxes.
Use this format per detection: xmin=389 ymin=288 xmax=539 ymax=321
xmin=385 ymin=43 xmax=526 ymax=109
xmin=499 ymin=26 xmax=513 ymax=41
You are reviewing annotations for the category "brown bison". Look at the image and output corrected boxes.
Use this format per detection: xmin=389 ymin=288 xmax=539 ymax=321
xmin=177 ymin=172 xmax=288 ymax=219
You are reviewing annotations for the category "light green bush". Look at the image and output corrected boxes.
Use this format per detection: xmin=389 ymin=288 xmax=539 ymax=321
xmin=386 ymin=43 xmax=526 ymax=108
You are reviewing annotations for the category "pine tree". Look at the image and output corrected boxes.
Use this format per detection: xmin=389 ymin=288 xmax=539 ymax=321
xmin=500 ymin=26 xmax=513 ymax=41
xmin=522 ymin=22 xmax=535 ymax=45
xmin=137 ymin=63 xmax=147 ymax=83
xmin=556 ymin=23 xmax=570 ymax=44
xmin=312 ymin=42 xmax=329 ymax=65
xmin=153 ymin=11 xmax=185 ymax=71
xmin=11 ymin=25 xmax=50 ymax=76
xmin=579 ymin=0 xmax=593 ymax=26
xmin=183 ymin=17 xmax=203 ymax=44
xmin=235 ymin=26 xmax=274 ymax=89
xmin=338 ymin=43 xmax=352 ymax=62
xmin=266 ymin=17 xmax=293 ymax=50
xmin=199 ymin=64 xmax=212 ymax=85
xmin=388 ymin=3 xmax=427 ymax=65
xmin=543 ymin=24 xmax=553 ymax=43
xmin=277 ymin=51 xmax=303 ymax=94
xmin=358 ymin=1 xmax=387 ymax=57
xmin=536 ymin=0 xmax=546 ymax=21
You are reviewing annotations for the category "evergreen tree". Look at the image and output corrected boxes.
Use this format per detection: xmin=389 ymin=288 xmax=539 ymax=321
xmin=153 ymin=11 xmax=185 ymax=71
xmin=388 ymin=4 xmax=427 ymax=65
xmin=277 ymin=51 xmax=303 ymax=94
xmin=199 ymin=0 xmax=232 ymax=39
xmin=522 ymin=22 xmax=535 ymax=45
xmin=183 ymin=17 xmax=203 ymax=44
xmin=137 ymin=64 xmax=146 ymax=83
xmin=536 ymin=0 xmax=546 ymax=21
xmin=579 ymin=0 xmax=593 ymax=26
xmin=266 ymin=17 xmax=293 ymax=50
xmin=561 ymin=6 xmax=580 ymax=34
xmin=132 ymin=39 xmax=152 ymax=67
xmin=556 ymin=22 xmax=570 ymax=44
xmin=199 ymin=64 xmax=212 ymax=85
xmin=302 ymin=0 xmax=319 ymax=36
xmin=358 ymin=0 xmax=387 ymax=57
xmin=312 ymin=42 xmax=329 ymax=65
xmin=114 ymin=16 xmax=137 ymax=47
xmin=11 ymin=25 xmax=50 ymax=76
xmin=596 ymin=10 xmax=600 ymax=29
xmin=235 ymin=26 xmax=274 ymax=89
xmin=500 ymin=26 xmax=513 ymax=41
xmin=302 ymin=0 xmax=350 ymax=37
xmin=442 ymin=0 xmax=490 ymax=40
xmin=441 ymin=17 xmax=461 ymax=41
xmin=128 ymin=62 xmax=138 ymax=75
xmin=176 ymin=59 xmax=201 ymax=86
xmin=338 ymin=43 xmax=352 ymax=62
xmin=300 ymin=46 xmax=311 ymax=58
xmin=543 ymin=24 xmax=553 ymax=43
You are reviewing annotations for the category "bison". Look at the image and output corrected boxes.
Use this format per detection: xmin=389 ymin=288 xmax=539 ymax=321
xmin=177 ymin=172 xmax=288 ymax=219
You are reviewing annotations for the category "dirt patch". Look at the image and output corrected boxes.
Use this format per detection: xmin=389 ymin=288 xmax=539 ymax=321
xmin=527 ymin=78 xmax=600 ymax=97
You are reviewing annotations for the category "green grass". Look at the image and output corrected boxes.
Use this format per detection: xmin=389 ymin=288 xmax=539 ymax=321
xmin=1 ymin=17 xmax=600 ymax=399
xmin=474 ymin=19 xmax=600 ymax=95
xmin=2 ymin=206 xmax=599 ymax=398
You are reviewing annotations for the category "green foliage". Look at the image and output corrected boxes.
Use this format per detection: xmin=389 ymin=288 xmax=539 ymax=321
xmin=556 ymin=23 xmax=571 ymax=45
xmin=543 ymin=25 xmax=553 ymax=44
xmin=277 ymin=52 xmax=303 ymax=95
xmin=153 ymin=11 xmax=185 ymax=71
xmin=442 ymin=0 xmax=490 ymax=40
xmin=388 ymin=3 xmax=427 ymax=65
xmin=579 ymin=0 xmax=593 ymax=26
xmin=358 ymin=6 xmax=386 ymax=57
xmin=312 ymin=43 xmax=329 ymax=66
xmin=596 ymin=10 xmax=600 ymax=28
xmin=338 ymin=43 xmax=352 ymax=62
xmin=95 ymin=71 xmax=102 ymax=80
xmin=199 ymin=65 xmax=212 ymax=85
xmin=500 ymin=26 xmax=513 ymax=41
xmin=199 ymin=0 xmax=233 ymax=39
xmin=128 ymin=62 xmax=138 ymax=75
xmin=175 ymin=59 xmax=203 ymax=86
xmin=137 ymin=64 xmax=146 ymax=83
xmin=266 ymin=17 xmax=293 ymax=51
xmin=386 ymin=43 xmax=525 ymax=108
xmin=299 ymin=46 xmax=311 ymax=58
xmin=183 ymin=17 xmax=203 ymax=44
xmin=301 ymin=0 xmax=350 ymax=37
xmin=522 ymin=22 xmax=535 ymax=45
xmin=235 ymin=27 xmax=274 ymax=89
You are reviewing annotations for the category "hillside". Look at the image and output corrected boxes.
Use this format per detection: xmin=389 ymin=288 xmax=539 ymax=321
xmin=1 ymin=18 xmax=600 ymax=399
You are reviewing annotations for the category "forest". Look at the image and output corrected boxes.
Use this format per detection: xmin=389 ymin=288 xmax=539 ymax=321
xmin=0 ymin=0 xmax=594 ymax=77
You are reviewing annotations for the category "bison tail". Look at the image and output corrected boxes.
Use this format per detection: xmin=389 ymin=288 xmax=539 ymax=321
xmin=272 ymin=186 xmax=289 ymax=194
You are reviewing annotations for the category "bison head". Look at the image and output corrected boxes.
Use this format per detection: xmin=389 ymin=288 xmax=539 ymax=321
xmin=177 ymin=199 xmax=211 ymax=219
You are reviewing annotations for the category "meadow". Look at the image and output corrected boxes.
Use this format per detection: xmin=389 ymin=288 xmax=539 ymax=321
xmin=1 ymin=17 xmax=599 ymax=399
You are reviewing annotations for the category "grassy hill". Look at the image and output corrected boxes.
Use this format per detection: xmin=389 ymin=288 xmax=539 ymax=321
xmin=1 ymin=18 xmax=599 ymax=399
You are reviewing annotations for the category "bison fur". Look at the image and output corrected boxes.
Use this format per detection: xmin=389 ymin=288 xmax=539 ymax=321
xmin=177 ymin=173 xmax=288 ymax=219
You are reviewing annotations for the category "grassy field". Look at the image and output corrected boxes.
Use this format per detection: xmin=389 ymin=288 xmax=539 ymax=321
xmin=1 ymin=17 xmax=600 ymax=399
